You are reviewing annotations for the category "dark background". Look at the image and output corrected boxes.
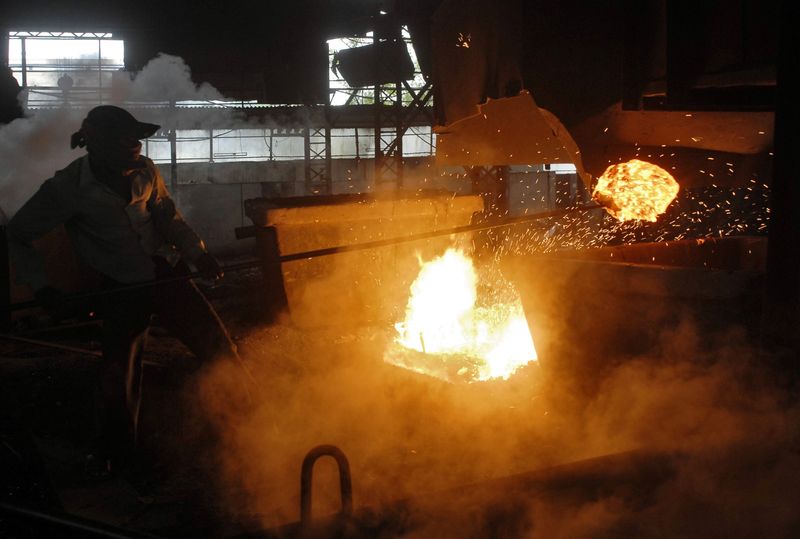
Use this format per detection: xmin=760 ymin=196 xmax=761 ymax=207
xmin=2 ymin=0 xmax=781 ymax=125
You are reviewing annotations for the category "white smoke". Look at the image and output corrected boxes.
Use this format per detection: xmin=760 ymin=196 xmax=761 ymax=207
xmin=0 ymin=109 xmax=85 ymax=223
xmin=114 ymin=53 xmax=241 ymax=128
xmin=0 ymin=54 xmax=236 ymax=223
xmin=124 ymin=53 xmax=225 ymax=103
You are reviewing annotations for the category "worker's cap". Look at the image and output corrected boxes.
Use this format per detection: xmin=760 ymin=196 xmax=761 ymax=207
xmin=71 ymin=105 xmax=160 ymax=149
xmin=84 ymin=105 xmax=160 ymax=139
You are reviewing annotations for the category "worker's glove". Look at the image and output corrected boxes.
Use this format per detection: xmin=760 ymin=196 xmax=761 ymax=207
xmin=195 ymin=252 xmax=224 ymax=281
xmin=34 ymin=286 xmax=65 ymax=312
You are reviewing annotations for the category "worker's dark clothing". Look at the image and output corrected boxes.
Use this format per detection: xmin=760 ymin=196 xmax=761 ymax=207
xmin=7 ymin=152 xmax=238 ymax=465
xmin=7 ymin=155 xmax=207 ymax=291
xmin=92 ymin=258 xmax=238 ymax=461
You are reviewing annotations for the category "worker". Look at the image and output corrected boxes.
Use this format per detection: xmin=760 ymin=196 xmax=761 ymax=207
xmin=6 ymin=105 xmax=249 ymax=475
xmin=0 ymin=64 xmax=24 ymax=124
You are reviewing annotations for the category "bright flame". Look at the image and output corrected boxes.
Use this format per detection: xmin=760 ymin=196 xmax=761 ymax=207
xmin=386 ymin=249 xmax=537 ymax=383
xmin=592 ymin=159 xmax=680 ymax=222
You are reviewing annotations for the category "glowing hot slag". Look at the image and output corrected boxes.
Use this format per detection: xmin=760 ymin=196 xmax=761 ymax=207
xmin=392 ymin=249 xmax=537 ymax=382
xmin=593 ymin=159 xmax=680 ymax=222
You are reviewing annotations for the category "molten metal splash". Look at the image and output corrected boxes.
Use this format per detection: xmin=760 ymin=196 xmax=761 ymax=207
xmin=386 ymin=249 xmax=537 ymax=383
xmin=593 ymin=159 xmax=680 ymax=222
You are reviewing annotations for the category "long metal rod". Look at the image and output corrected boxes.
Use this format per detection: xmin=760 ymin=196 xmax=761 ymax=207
xmin=8 ymin=203 xmax=600 ymax=312
xmin=279 ymin=204 xmax=600 ymax=262
xmin=0 ymin=332 xmax=102 ymax=357
xmin=0 ymin=501 xmax=164 ymax=539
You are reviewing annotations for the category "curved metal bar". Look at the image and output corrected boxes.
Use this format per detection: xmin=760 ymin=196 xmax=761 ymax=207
xmin=300 ymin=444 xmax=353 ymax=526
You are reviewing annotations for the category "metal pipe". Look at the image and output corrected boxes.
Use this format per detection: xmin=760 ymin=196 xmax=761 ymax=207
xmin=20 ymin=36 xmax=27 ymax=88
xmin=300 ymin=444 xmax=353 ymax=526
xmin=8 ymin=203 xmax=601 ymax=312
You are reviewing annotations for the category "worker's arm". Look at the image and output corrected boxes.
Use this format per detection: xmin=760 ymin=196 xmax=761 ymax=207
xmin=146 ymin=161 xmax=208 ymax=264
xmin=6 ymin=172 xmax=79 ymax=291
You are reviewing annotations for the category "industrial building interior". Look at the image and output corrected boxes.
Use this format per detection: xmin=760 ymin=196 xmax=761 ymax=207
xmin=1 ymin=0 xmax=798 ymax=537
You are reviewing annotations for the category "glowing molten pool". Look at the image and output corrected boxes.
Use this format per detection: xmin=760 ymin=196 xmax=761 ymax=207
xmin=593 ymin=159 xmax=680 ymax=222
xmin=385 ymin=249 xmax=537 ymax=383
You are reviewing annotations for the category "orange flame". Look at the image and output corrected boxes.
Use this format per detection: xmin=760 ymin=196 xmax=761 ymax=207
xmin=592 ymin=159 xmax=680 ymax=222
xmin=385 ymin=249 xmax=537 ymax=383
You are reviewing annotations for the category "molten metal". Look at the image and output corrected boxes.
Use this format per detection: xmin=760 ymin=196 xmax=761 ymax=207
xmin=592 ymin=159 xmax=680 ymax=222
xmin=386 ymin=249 xmax=537 ymax=383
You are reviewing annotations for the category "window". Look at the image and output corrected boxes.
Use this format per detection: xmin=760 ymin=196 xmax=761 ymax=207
xmin=143 ymin=137 xmax=171 ymax=164
xmin=176 ymin=129 xmax=211 ymax=163
xmin=327 ymin=26 xmax=429 ymax=107
xmin=7 ymin=31 xmax=125 ymax=107
xmin=143 ymin=128 xmax=310 ymax=164
xmin=327 ymin=34 xmax=374 ymax=106
xmin=329 ymin=127 xmax=434 ymax=159
xmin=213 ymin=129 xmax=273 ymax=162
xmin=403 ymin=126 xmax=434 ymax=157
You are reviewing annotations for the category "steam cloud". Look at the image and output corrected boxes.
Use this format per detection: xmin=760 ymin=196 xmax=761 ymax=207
xmin=0 ymin=54 xmax=238 ymax=223
xmin=0 ymin=108 xmax=84 ymax=223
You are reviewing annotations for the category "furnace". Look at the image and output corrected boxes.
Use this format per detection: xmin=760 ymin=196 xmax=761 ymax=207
xmin=0 ymin=1 xmax=794 ymax=538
